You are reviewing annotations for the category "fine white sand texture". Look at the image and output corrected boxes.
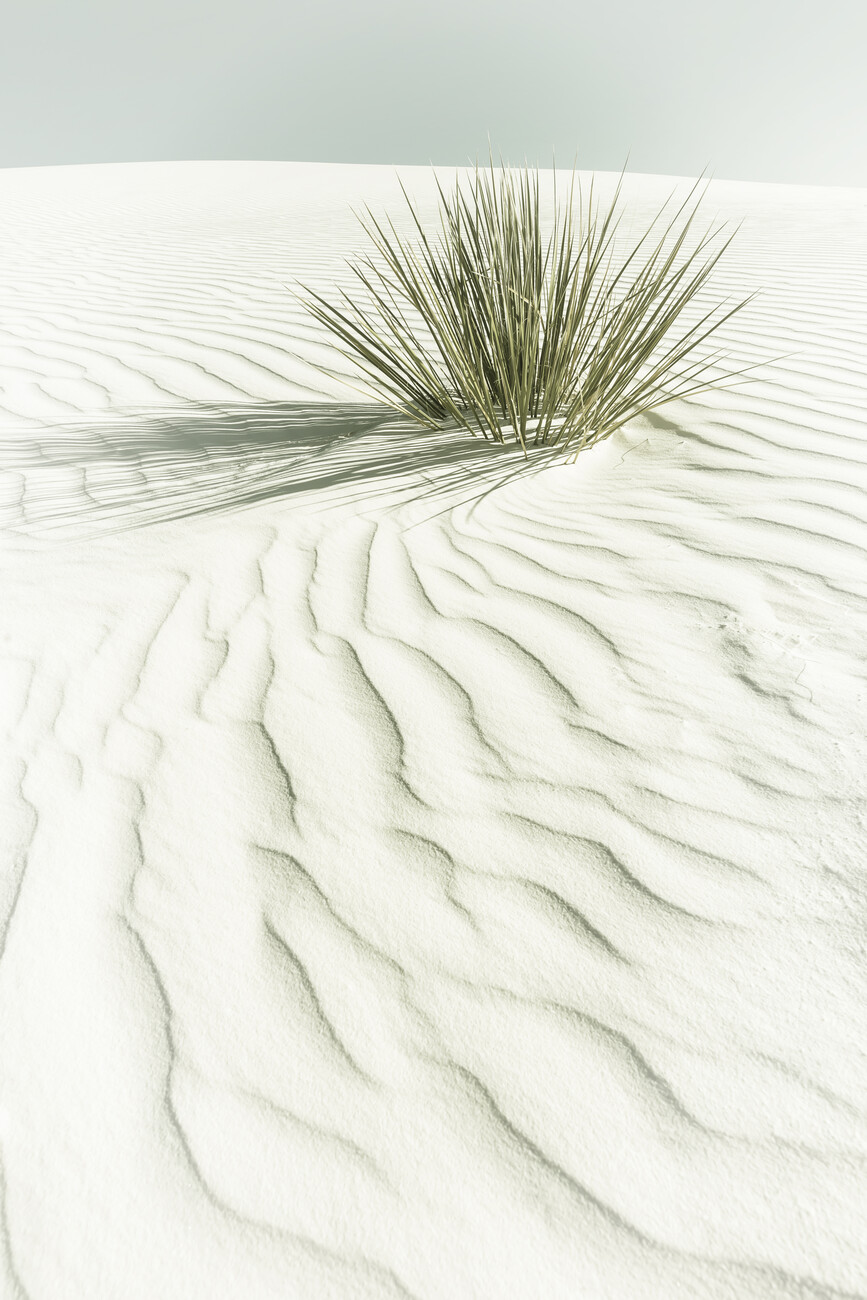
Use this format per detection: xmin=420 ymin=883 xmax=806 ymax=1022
xmin=1 ymin=159 xmax=866 ymax=1300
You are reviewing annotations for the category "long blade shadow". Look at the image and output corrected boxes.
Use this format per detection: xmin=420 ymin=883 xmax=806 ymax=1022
xmin=0 ymin=400 xmax=562 ymax=540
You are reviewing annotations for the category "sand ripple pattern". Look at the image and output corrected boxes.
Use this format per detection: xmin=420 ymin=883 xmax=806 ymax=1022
xmin=1 ymin=162 xmax=866 ymax=1299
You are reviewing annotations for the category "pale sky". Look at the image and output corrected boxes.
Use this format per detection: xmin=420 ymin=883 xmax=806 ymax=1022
xmin=2 ymin=0 xmax=864 ymax=186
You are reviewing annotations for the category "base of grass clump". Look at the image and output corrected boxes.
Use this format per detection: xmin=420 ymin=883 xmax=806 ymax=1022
xmin=289 ymin=140 xmax=772 ymax=464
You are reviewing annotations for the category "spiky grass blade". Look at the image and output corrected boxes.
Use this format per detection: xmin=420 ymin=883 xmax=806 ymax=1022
xmin=288 ymin=142 xmax=779 ymax=467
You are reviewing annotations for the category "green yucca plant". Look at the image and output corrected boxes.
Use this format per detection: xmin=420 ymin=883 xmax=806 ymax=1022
xmin=288 ymin=144 xmax=764 ymax=463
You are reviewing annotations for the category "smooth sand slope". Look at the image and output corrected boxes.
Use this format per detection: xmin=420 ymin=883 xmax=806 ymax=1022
xmin=1 ymin=160 xmax=866 ymax=1300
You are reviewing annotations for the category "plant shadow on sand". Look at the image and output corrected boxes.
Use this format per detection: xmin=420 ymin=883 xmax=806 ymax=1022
xmin=0 ymin=398 xmax=577 ymax=541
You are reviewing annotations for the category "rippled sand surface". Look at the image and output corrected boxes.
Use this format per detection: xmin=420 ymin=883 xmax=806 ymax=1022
xmin=1 ymin=161 xmax=866 ymax=1299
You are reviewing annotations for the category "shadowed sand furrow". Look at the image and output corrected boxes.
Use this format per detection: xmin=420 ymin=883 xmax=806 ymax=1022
xmin=119 ymin=906 xmax=418 ymax=1300
xmin=424 ymin=988 xmax=867 ymax=1285
xmin=0 ymin=160 xmax=866 ymax=1300
xmin=0 ymin=1153 xmax=30 ymax=1300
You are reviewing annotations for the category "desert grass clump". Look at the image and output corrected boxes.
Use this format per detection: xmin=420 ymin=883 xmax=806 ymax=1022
xmin=288 ymin=145 xmax=762 ymax=463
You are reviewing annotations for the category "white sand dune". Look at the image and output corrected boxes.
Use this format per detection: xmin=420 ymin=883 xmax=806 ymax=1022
xmin=1 ymin=160 xmax=866 ymax=1299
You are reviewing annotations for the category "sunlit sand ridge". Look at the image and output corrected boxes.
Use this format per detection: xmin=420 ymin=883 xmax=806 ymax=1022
xmin=1 ymin=160 xmax=866 ymax=1299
